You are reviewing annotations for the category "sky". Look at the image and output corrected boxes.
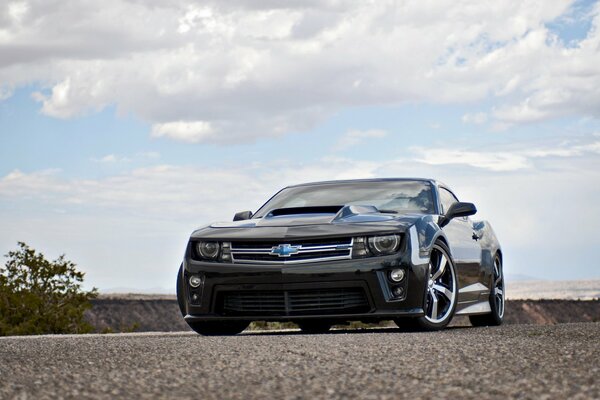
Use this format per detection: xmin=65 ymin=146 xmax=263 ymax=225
xmin=1 ymin=0 xmax=599 ymax=292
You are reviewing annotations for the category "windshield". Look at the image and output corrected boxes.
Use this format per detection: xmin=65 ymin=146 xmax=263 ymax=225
xmin=254 ymin=180 xmax=435 ymax=217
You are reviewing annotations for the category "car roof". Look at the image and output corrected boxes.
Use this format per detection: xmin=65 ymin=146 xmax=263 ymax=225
xmin=287 ymin=177 xmax=445 ymax=188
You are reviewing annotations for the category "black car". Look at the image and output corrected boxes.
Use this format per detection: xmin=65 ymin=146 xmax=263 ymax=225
xmin=176 ymin=178 xmax=504 ymax=335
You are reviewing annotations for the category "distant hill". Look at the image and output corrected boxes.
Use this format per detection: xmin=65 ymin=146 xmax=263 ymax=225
xmin=505 ymin=273 xmax=541 ymax=281
xmin=506 ymin=279 xmax=600 ymax=300
xmin=84 ymin=297 xmax=600 ymax=333
xmin=100 ymin=287 xmax=174 ymax=295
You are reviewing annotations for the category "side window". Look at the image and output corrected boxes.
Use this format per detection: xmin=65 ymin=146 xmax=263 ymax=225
xmin=439 ymin=188 xmax=458 ymax=215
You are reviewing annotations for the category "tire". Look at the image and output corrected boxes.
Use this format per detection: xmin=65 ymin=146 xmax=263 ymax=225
xmin=187 ymin=320 xmax=249 ymax=336
xmin=394 ymin=241 xmax=458 ymax=331
xmin=176 ymin=264 xmax=186 ymax=317
xmin=297 ymin=320 xmax=332 ymax=334
xmin=470 ymin=253 xmax=504 ymax=327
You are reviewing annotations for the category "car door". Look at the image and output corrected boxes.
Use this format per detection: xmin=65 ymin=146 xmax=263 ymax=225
xmin=438 ymin=187 xmax=483 ymax=302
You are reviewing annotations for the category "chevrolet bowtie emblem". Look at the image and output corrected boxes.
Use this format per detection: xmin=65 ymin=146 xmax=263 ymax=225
xmin=270 ymin=244 xmax=301 ymax=257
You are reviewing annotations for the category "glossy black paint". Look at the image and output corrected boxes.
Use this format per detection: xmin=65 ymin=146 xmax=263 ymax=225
xmin=438 ymin=202 xmax=477 ymax=227
xmin=233 ymin=211 xmax=253 ymax=221
xmin=179 ymin=178 xmax=502 ymax=324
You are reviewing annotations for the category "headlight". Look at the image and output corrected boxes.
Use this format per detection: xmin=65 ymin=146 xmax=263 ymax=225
xmin=367 ymin=234 xmax=401 ymax=255
xmin=196 ymin=241 xmax=220 ymax=260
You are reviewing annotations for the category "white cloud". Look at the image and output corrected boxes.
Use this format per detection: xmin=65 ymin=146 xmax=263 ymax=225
xmin=0 ymin=159 xmax=381 ymax=224
xmin=90 ymin=152 xmax=161 ymax=164
xmin=91 ymin=154 xmax=131 ymax=163
xmin=7 ymin=1 xmax=28 ymax=23
xmin=3 ymin=136 xmax=598 ymax=222
xmin=31 ymin=78 xmax=77 ymax=119
xmin=3 ymin=139 xmax=596 ymax=222
xmin=412 ymin=148 xmax=531 ymax=172
xmin=462 ymin=112 xmax=488 ymax=125
xmin=151 ymin=121 xmax=215 ymax=143
xmin=1 ymin=1 xmax=599 ymax=142
xmin=412 ymin=139 xmax=600 ymax=171
xmin=0 ymin=85 xmax=12 ymax=100
xmin=580 ymin=141 xmax=600 ymax=154
xmin=522 ymin=140 xmax=600 ymax=158
xmin=98 ymin=154 xmax=117 ymax=163
xmin=0 ymin=168 xmax=68 ymax=199
xmin=333 ymin=129 xmax=387 ymax=151
xmin=137 ymin=151 xmax=161 ymax=159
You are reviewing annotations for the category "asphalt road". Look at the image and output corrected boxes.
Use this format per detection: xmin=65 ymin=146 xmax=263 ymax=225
xmin=1 ymin=323 xmax=598 ymax=399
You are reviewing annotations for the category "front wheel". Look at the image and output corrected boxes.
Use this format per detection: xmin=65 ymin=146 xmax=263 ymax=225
xmin=394 ymin=241 xmax=458 ymax=331
xmin=470 ymin=253 xmax=504 ymax=327
xmin=187 ymin=320 xmax=249 ymax=336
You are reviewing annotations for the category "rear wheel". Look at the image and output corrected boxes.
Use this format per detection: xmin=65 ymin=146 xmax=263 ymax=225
xmin=470 ymin=253 xmax=504 ymax=327
xmin=297 ymin=320 xmax=332 ymax=334
xmin=394 ymin=241 xmax=458 ymax=331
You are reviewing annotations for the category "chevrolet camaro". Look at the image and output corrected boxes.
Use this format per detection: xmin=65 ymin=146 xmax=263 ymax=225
xmin=176 ymin=178 xmax=504 ymax=335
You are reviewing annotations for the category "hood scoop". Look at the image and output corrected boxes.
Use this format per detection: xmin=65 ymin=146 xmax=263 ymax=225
xmin=266 ymin=206 xmax=344 ymax=218
xmin=333 ymin=205 xmax=397 ymax=223
xmin=210 ymin=204 xmax=399 ymax=229
xmin=264 ymin=204 xmax=396 ymax=223
xmin=334 ymin=205 xmax=379 ymax=219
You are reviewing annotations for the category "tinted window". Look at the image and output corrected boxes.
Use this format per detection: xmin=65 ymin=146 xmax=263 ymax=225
xmin=254 ymin=181 xmax=435 ymax=217
xmin=438 ymin=187 xmax=458 ymax=214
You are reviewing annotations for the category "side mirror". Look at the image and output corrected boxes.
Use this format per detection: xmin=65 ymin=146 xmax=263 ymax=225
xmin=439 ymin=202 xmax=477 ymax=227
xmin=233 ymin=211 xmax=253 ymax=221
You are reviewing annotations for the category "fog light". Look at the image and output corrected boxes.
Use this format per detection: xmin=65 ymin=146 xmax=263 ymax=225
xmin=392 ymin=285 xmax=405 ymax=298
xmin=191 ymin=293 xmax=200 ymax=302
xmin=389 ymin=268 xmax=405 ymax=282
xmin=189 ymin=275 xmax=202 ymax=288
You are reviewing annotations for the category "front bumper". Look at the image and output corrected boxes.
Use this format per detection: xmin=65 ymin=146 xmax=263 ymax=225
xmin=182 ymin=251 xmax=429 ymax=322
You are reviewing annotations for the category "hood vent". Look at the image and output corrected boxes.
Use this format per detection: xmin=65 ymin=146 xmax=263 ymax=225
xmin=267 ymin=206 xmax=344 ymax=217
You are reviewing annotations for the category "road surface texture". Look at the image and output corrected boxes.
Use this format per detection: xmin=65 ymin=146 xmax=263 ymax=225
xmin=1 ymin=322 xmax=598 ymax=399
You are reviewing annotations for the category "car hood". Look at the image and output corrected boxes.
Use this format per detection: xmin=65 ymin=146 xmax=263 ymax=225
xmin=190 ymin=205 xmax=426 ymax=241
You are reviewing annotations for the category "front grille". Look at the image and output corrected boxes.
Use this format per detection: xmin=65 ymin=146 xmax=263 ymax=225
xmin=218 ymin=288 xmax=370 ymax=316
xmin=230 ymin=237 xmax=353 ymax=264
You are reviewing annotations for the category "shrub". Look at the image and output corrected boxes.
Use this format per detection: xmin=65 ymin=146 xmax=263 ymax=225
xmin=0 ymin=242 xmax=98 ymax=336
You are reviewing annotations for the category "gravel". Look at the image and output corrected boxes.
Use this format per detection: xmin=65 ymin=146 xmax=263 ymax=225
xmin=1 ymin=322 xmax=598 ymax=399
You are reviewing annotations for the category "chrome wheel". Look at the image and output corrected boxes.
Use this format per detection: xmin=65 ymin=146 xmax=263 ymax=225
xmin=493 ymin=256 xmax=504 ymax=318
xmin=424 ymin=245 xmax=457 ymax=324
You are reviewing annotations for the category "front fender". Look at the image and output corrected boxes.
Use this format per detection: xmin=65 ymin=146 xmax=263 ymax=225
xmin=409 ymin=215 xmax=448 ymax=262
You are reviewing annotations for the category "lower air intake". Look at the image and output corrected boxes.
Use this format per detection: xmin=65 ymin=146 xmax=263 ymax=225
xmin=218 ymin=288 xmax=370 ymax=316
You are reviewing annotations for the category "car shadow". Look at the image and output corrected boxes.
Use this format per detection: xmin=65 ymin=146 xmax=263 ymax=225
xmin=240 ymin=324 xmax=474 ymax=336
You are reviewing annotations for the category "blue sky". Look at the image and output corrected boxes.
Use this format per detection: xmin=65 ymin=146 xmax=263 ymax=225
xmin=1 ymin=0 xmax=599 ymax=291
